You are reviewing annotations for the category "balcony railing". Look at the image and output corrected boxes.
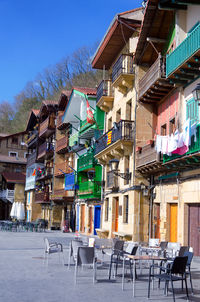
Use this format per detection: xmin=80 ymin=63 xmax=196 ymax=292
xmin=77 ymin=151 xmax=97 ymax=172
xmin=56 ymin=136 xmax=69 ymax=153
xmin=95 ymin=120 xmax=134 ymax=155
xmin=35 ymin=192 xmax=49 ymax=203
xmin=0 ymin=189 xmax=14 ymax=203
xmin=26 ymin=130 xmax=38 ymax=146
xmin=54 ymin=162 xmax=73 ymax=177
xmin=96 ymin=80 xmax=113 ymax=103
xmin=78 ymin=181 xmax=101 ymax=197
xmin=163 ymin=123 xmax=200 ymax=163
xmin=112 ymin=54 xmax=134 ymax=83
xmin=107 ymin=171 xmax=118 ymax=189
xmin=51 ymin=189 xmax=71 ymax=200
xmin=27 ymin=151 xmax=37 ymax=167
xmin=69 ymin=132 xmax=79 ymax=147
xmin=57 ymin=112 xmax=67 ymax=130
xmin=39 ymin=116 xmax=55 ymax=137
xmin=166 ymin=23 xmax=200 ymax=77
xmin=37 ymin=142 xmax=54 ymax=159
xmin=36 ymin=167 xmax=53 ymax=180
xmin=136 ymin=142 xmax=162 ymax=171
xmin=65 ymin=172 xmax=77 ymax=190
xmin=139 ymin=55 xmax=169 ymax=102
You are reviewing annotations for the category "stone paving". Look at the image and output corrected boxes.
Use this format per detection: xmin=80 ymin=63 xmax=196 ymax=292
xmin=0 ymin=230 xmax=200 ymax=302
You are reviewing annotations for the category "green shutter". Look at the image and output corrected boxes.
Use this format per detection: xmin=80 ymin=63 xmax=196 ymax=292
xmin=186 ymin=98 xmax=199 ymax=124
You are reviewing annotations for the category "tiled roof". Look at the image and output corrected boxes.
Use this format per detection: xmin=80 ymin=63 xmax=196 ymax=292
xmin=2 ymin=171 xmax=26 ymax=183
xmin=32 ymin=109 xmax=40 ymax=116
xmin=73 ymin=87 xmax=97 ymax=96
xmin=42 ymin=100 xmax=59 ymax=106
xmin=0 ymin=131 xmax=26 ymax=140
xmin=0 ymin=154 xmax=27 ymax=164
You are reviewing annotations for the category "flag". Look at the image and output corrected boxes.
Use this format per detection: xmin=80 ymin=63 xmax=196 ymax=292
xmin=86 ymin=99 xmax=95 ymax=124
xmin=32 ymin=169 xmax=36 ymax=176
xmin=107 ymin=131 xmax=112 ymax=145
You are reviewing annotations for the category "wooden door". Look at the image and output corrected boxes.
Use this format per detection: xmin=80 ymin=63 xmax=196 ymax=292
xmin=170 ymin=204 xmax=178 ymax=242
xmin=189 ymin=204 xmax=200 ymax=256
xmin=115 ymin=198 xmax=119 ymax=232
xmin=88 ymin=207 xmax=93 ymax=234
xmin=154 ymin=204 xmax=160 ymax=239
xmin=80 ymin=204 xmax=85 ymax=233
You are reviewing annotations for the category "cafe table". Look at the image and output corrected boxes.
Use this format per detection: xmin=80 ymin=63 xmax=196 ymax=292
xmin=122 ymin=254 xmax=166 ymax=297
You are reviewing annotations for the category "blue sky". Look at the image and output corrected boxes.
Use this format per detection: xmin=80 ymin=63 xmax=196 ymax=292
xmin=0 ymin=0 xmax=141 ymax=104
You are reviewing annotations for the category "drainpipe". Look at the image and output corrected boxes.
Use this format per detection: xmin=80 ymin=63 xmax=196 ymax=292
xmin=148 ymin=175 xmax=154 ymax=240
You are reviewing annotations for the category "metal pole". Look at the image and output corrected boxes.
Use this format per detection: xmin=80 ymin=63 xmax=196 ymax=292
xmin=148 ymin=175 xmax=154 ymax=240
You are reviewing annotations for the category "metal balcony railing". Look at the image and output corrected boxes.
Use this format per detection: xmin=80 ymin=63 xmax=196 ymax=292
xmin=112 ymin=54 xmax=134 ymax=83
xmin=166 ymin=23 xmax=200 ymax=77
xmin=96 ymin=80 xmax=113 ymax=103
xmin=95 ymin=120 xmax=134 ymax=155
xmin=107 ymin=171 xmax=118 ymax=189
xmin=77 ymin=151 xmax=97 ymax=172
xmin=0 ymin=189 xmax=14 ymax=203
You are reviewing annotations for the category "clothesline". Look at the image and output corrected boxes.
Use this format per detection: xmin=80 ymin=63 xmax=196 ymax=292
xmin=155 ymin=119 xmax=197 ymax=156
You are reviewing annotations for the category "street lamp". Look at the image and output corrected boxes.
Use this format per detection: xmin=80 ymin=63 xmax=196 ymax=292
xmin=192 ymin=83 xmax=200 ymax=103
xmin=109 ymin=159 xmax=131 ymax=180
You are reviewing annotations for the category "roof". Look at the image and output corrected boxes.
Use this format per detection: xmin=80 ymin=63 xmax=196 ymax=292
xmin=0 ymin=133 xmax=10 ymax=138
xmin=42 ymin=99 xmax=59 ymax=106
xmin=2 ymin=171 xmax=26 ymax=184
xmin=58 ymin=90 xmax=71 ymax=111
xmin=0 ymin=154 xmax=27 ymax=165
xmin=92 ymin=8 xmax=143 ymax=70
xmin=134 ymin=0 xmax=174 ymax=65
xmin=0 ymin=131 xmax=26 ymax=140
xmin=26 ymin=109 xmax=40 ymax=131
xmin=73 ymin=87 xmax=96 ymax=96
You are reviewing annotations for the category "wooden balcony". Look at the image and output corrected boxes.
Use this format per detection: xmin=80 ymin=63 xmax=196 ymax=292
xmin=51 ymin=189 xmax=74 ymax=202
xmin=54 ymin=162 xmax=73 ymax=177
xmin=39 ymin=116 xmax=55 ymax=138
xmin=139 ymin=55 xmax=174 ymax=103
xmin=112 ymin=54 xmax=134 ymax=94
xmin=56 ymin=136 xmax=69 ymax=154
xmin=26 ymin=131 xmax=38 ymax=148
xmin=77 ymin=181 xmax=101 ymax=200
xmin=166 ymin=23 xmax=200 ymax=85
xmin=106 ymin=171 xmax=118 ymax=190
xmin=37 ymin=142 xmax=54 ymax=160
xmin=57 ymin=112 xmax=68 ymax=130
xmin=96 ymin=80 xmax=114 ymax=112
xmin=136 ymin=142 xmax=163 ymax=175
xmin=95 ymin=120 xmax=134 ymax=164
xmin=27 ymin=151 xmax=37 ymax=167
xmin=35 ymin=192 xmax=50 ymax=203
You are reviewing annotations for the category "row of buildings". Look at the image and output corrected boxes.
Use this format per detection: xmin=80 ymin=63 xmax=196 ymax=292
xmin=1 ymin=0 xmax=200 ymax=256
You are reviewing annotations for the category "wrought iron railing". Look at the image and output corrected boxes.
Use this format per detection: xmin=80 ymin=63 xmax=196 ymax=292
xmin=95 ymin=120 xmax=134 ymax=155
xmin=112 ymin=54 xmax=134 ymax=83
xmin=96 ymin=80 xmax=113 ymax=103
xmin=107 ymin=171 xmax=118 ymax=189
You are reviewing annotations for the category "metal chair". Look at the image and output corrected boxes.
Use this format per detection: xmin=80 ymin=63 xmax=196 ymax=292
xmin=148 ymin=256 xmax=189 ymax=302
xmin=183 ymin=251 xmax=194 ymax=294
xmin=119 ymin=243 xmax=138 ymax=280
xmin=75 ymin=246 xmax=97 ymax=284
xmin=68 ymin=239 xmax=83 ymax=269
xmin=107 ymin=239 xmax=124 ymax=279
xmin=44 ymin=237 xmax=64 ymax=266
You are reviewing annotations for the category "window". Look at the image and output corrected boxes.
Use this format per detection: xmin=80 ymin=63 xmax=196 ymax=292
xmin=105 ymin=198 xmax=109 ymax=221
xmin=161 ymin=124 xmax=167 ymax=136
xmin=12 ymin=137 xmax=18 ymax=144
xmin=186 ymin=98 xmax=199 ymax=124
xmin=123 ymin=195 xmax=129 ymax=224
xmin=116 ymin=109 xmax=121 ymax=123
xmin=124 ymin=156 xmax=130 ymax=185
xmin=126 ymin=100 xmax=132 ymax=120
xmin=24 ymin=152 xmax=29 ymax=158
xmin=9 ymin=151 xmax=18 ymax=157
xmin=15 ymin=167 xmax=22 ymax=172
xmin=169 ymin=118 xmax=176 ymax=135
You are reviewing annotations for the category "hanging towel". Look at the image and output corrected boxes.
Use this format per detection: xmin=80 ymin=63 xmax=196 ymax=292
xmin=155 ymin=135 xmax=162 ymax=153
xmin=161 ymin=136 xmax=168 ymax=154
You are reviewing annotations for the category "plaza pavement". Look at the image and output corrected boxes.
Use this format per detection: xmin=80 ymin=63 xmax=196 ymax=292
xmin=0 ymin=230 xmax=200 ymax=302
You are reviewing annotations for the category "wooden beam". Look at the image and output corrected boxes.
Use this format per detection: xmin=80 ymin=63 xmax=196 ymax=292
xmin=174 ymin=73 xmax=194 ymax=80
xmin=169 ymin=78 xmax=188 ymax=85
xmin=180 ymin=68 xmax=200 ymax=76
xmin=187 ymin=62 xmax=200 ymax=69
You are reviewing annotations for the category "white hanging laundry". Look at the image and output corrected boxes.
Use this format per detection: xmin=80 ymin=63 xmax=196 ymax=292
xmin=161 ymin=136 xmax=169 ymax=154
xmin=182 ymin=119 xmax=191 ymax=147
xmin=155 ymin=135 xmax=162 ymax=153
xmin=10 ymin=202 xmax=17 ymax=218
xmin=168 ymin=134 xmax=178 ymax=153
